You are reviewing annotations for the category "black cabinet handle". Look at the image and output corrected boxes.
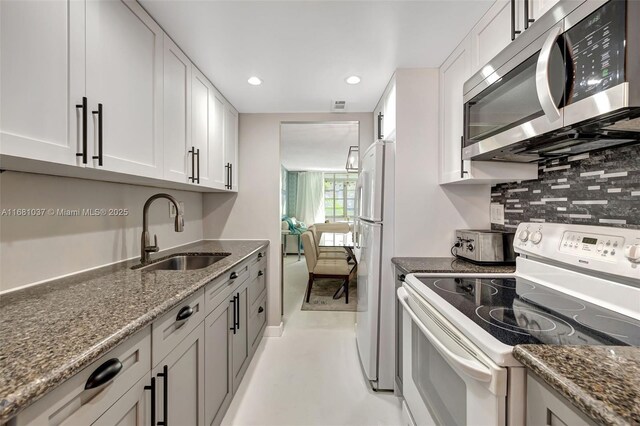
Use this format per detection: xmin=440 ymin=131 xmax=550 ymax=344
xmin=460 ymin=136 xmax=469 ymax=179
xmin=144 ymin=377 xmax=156 ymax=426
xmin=230 ymin=163 xmax=233 ymax=189
xmin=225 ymin=163 xmax=230 ymax=189
xmin=175 ymin=305 xmax=193 ymax=324
xmin=258 ymin=306 xmax=264 ymax=314
xmin=397 ymin=274 xmax=406 ymax=282
xmin=157 ymin=365 xmax=168 ymax=426
xmin=511 ymin=0 xmax=521 ymax=41
xmin=377 ymin=112 xmax=384 ymax=140
xmin=76 ymin=97 xmax=87 ymax=164
xmin=230 ymin=271 xmax=238 ymax=280
xmin=236 ymin=292 xmax=241 ymax=329
xmin=92 ymin=103 xmax=103 ymax=166
xmin=195 ymin=148 xmax=200 ymax=184
xmin=258 ymin=270 xmax=264 ymax=277
xmin=85 ymin=358 xmax=122 ymax=390
xmin=230 ymin=295 xmax=237 ymax=334
xmin=524 ymin=0 xmax=534 ymax=29
xmin=188 ymin=147 xmax=195 ymax=183
xmin=257 ymin=253 xmax=263 ymax=259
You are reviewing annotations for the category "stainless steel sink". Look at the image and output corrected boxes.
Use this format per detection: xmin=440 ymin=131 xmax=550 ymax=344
xmin=135 ymin=253 xmax=229 ymax=271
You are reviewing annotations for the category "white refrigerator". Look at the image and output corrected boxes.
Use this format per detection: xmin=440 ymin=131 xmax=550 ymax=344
xmin=355 ymin=139 xmax=395 ymax=391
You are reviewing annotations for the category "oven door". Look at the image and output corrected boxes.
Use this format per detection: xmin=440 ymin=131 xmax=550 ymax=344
xmin=398 ymin=285 xmax=507 ymax=426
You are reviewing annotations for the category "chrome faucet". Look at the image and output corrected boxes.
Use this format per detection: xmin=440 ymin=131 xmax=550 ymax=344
xmin=141 ymin=193 xmax=184 ymax=263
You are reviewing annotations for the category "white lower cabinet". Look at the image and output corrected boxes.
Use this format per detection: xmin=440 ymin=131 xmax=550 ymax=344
xmin=11 ymin=252 xmax=267 ymax=426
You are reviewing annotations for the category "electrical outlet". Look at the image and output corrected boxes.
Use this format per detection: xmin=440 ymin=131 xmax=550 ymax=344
xmin=169 ymin=202 xmax=185 ymax=218
xmin=490 ymin=203 xmax=505 ymax=225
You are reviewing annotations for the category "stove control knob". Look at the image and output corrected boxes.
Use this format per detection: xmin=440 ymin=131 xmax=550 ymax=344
xmin=624 ymin=244 xmax=640 ymax=263
xmin=518 ymin=230 xmax=530 ymax=242
xmin=530 ymin=231 xmax=543 ymax=244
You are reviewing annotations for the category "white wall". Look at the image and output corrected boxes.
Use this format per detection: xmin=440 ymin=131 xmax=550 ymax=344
xmin=393 ymin=68 xmax=490 ymax=256
xmin=203 ymin=112 xmax=373 ymax=328
xmin=0 ymin=172 xmax=204 ymax=291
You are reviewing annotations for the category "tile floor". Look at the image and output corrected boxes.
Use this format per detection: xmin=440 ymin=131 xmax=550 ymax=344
xmin=221 ymin=256 xmax=403 ymax=426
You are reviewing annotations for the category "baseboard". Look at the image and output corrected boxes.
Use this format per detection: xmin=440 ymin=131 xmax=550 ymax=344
xmin=263 ymin=322 xmax=284 ymax=337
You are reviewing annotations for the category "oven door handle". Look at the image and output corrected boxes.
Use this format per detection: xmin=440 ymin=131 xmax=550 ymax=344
xmin=535 ymin=25 xmax=563 ymax=123
xmin=398 ymin=287 xmax=493 ymax=383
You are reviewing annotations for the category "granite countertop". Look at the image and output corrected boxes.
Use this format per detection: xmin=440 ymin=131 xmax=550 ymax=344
xmin=0 ymin=239 xmax=269 ymax=423
xmin=514 ymin=345 xmax=640 ymax=426
xmin=391 ymin=256 xmax=516 ymax=274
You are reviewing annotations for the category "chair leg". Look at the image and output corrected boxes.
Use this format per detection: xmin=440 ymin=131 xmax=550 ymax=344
xmin=344 ymin=277 xmax=349 ymax=304
xmin=305 ymin=273 xmax=314 ymax=303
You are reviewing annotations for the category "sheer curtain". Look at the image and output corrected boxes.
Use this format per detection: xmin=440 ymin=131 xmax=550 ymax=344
xmin=295 ymin=172 xmax=325 ymax=226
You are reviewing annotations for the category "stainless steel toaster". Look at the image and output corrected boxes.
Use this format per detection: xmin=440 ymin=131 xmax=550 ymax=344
xmin=454 ymin=230 xmax=516 ymax=265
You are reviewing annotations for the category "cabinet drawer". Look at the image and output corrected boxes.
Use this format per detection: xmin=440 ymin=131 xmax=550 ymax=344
xmin=205 ymin=261 xmax=250 ymax=316
xmin=248 ymin=261 xmax=267 ymax=309
xmin=152 ymin=289 xmax=205 ymax=368
xmin=248 ymin=293 xmax=267 ymax=352
xmin=13 ymin=327 xmax=151 ymax=426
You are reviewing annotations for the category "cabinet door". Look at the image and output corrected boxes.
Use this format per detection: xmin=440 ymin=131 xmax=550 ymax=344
xmin=92 ymin=373 xmax=153 ymax=426
xmin=373 ymin=103 xmax=384 ymax=141
xmin=470 ymin=0 xmax=516 ymax=74
xmin=209 ymin=93 xmax=227 ymax=189
xmin=163 ymin=35 xmax=191 ymax=183
xmin=439 ymin=38 xmax=472 ymax=184
xmin=192 ymin=67 xmax=214 ymax=186
xmin=530 ymin=0 xmax=561 ymax=21
xmin=85 ymin=0 xmax=163 ymax=178
xmin=0 ymin=0 xmax=84 ymax=166
xmin=382 ymin=82 xmax=396 ymax=141
xmin=154 ymin=323 xmax=205 ymax=426
xmin=223 ymin=105 xmax=238 ymax=191
xmin=231 ymin=283 xmax=249 ymax=392
xmin=204 ymin=299 xmax=233 ymax=426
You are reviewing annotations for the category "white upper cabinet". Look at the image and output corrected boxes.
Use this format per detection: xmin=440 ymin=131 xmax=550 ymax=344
xmin=470 ymin=0 xmax=515 ymax=74
xmin=438 ymin=0 xmax=539 ymax=184
xmin=163 ymin=35 xmax=192 ymax=183
xmin=85 ymin=0 xmax=164 ymax=178
xmin=191 ymin=67 xmax=214 ymax=187
xmin=224 ymin=105 xmax=239 ymax=191
xmin=373 ymin=76 xmax=396 ymax=142
xmin=439 ymin=39 xmax=472 ymax=183
xmin=0 ymin=0 xmax=84 ymax=166
xmin=529 ymin=0 xmax=561 ymax=21
xmin=210 ymin=93 xmax=227 ymax=189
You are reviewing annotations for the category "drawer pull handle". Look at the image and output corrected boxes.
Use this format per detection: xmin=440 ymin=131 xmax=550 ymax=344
xmin=157 ymin=365 xmax=168 ymax=426
xmin=258 ymin=270 xmax=264 ymax=277
xmin=230 ymin=272 xmax=238 ymax=280
xmin=144 ymin=377 xmax=156 ymax=425
xmin=176 ymin=305 xmax=193 ymax=325
xmin=257 ymin=253 xmax=263 ymax=259
xmin=258 ymin=306 xmax=264 ymax=313
xmin=85 ymin=358 xmax=122 ymax=390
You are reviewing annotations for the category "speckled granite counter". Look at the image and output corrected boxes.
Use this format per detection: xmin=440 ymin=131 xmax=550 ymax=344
xmin=514 ymin=345 xmax=640 ymax=426
xmin=0 ymin=240 xmax=268 ymax=423
xmin=391 ymin=256 xmax=516 ymax=274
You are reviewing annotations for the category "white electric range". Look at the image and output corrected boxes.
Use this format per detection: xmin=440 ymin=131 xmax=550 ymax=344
xmin=399 ymin=222 xmax=640 ymax=426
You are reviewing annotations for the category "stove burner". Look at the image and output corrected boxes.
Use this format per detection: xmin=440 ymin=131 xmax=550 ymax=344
xmin=573 ymin=314 xmax=640 ymax=340
xmin=490 ymin=279 xmax=536 ymax=291
xmin=519 ymin=292 xmax=586 ymax=311
xmin=433 ymin=279 xmax=498 ymax=296
xmin=475 ymin=306 xmax=576 ymax=337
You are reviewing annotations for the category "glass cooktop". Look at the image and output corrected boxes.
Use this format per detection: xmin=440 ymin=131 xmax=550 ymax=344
xmin=416 ymin=277 xmax=640 ymax=347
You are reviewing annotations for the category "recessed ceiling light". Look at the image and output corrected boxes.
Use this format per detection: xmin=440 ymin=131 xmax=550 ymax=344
xmin=345 ymin=75 xmax=361 ymax=85
xmin=248 ymin=76 xmax=262 ymax=86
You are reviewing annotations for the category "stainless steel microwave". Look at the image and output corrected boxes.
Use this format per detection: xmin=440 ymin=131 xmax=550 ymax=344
xmin=463 ymin=0 xmax=640 ymax=162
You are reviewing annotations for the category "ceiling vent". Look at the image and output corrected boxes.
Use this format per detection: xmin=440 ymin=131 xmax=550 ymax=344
xmin=331 ymin=100 xmax=347 ymax=113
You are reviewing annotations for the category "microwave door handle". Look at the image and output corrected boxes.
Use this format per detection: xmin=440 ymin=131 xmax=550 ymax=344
xmin=397 ymin=287 xmax=493 ymax=383
xmin=535 ymin=25 xmax=563 ymax=122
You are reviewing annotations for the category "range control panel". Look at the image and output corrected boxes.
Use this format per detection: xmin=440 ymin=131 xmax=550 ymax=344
xmin=514 ymin=222 xmax=640 ymax=280
xmin=559 ymin=231 xmax=625 ymax=261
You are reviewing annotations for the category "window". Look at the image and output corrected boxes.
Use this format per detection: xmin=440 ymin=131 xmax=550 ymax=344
xmin=324 ymin=173 xmax=357 ymax=222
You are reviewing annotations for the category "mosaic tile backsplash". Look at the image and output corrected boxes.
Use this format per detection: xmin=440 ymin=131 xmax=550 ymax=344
xmin=490 ymin=144 xmax=640 ymax=231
